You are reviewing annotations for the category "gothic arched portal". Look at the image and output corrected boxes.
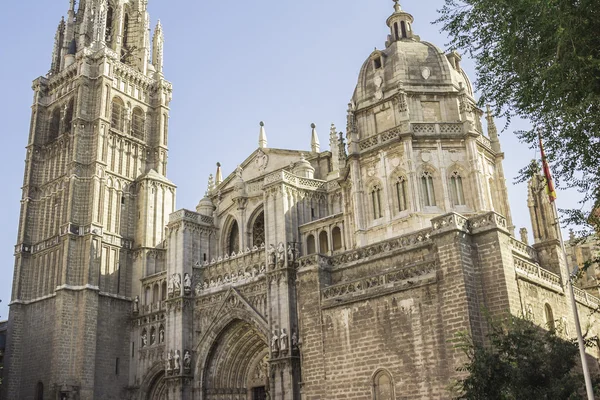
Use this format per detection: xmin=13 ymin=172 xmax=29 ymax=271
xmin=202 ymin=319 xmax=269 ymax=400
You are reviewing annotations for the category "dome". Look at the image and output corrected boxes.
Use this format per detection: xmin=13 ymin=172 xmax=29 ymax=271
xmin=196 ymin=196 xmax=215 ymax=216
xmin=351 ymin=4 xmax=473 ymax=109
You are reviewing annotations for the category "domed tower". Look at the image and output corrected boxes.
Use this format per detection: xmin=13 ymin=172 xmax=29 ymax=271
xmin=345 ymin=0 xmax=513 ymax=245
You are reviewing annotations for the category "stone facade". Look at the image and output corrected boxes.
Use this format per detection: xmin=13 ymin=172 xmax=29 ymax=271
xmin=4 ymin=1 xmax=600 ymax=400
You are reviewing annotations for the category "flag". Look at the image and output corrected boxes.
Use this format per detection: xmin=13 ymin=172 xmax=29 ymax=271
xmin=539 ymin=133 xmax=557 ymax=202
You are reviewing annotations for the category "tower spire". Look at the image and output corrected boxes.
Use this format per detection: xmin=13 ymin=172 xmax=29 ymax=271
xmin=310 ymin=123 xmax=320 ymax=153
xmin=486 ymin=105 xmax=501 ymax=152
xmin=258 ymin=121 xmax=268 ymax=149
xmin=152 ymin=20 xmax=164 ymax=74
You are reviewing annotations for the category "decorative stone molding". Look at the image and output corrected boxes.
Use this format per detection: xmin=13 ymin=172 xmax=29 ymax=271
xmin=430 ymin=213 xmax=469 ymax=236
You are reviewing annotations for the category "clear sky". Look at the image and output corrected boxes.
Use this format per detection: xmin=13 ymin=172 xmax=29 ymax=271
xmin=0 ymin=0 xmax=582 ymax=320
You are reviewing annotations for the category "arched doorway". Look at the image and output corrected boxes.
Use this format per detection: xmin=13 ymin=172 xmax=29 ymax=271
xmin=203 ymin=319 xmax=269 ymax=400
xmin=146 ymin=370 xmax=167 ymax=400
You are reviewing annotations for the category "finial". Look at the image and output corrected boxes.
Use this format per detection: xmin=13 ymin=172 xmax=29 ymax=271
xmin=311 ymin=123 xmax=320 ymax=153
xmin=393 ymin=0 xmax=401 ymax=12
xmin=215 ymin=162 xmax=223 ymax=185
xmin=259 ymin=121 xmax=268 ymax=149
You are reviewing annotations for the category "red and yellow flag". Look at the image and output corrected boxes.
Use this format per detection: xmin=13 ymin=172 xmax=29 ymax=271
xmin=539 ymin=133 xmax=557 ymax=202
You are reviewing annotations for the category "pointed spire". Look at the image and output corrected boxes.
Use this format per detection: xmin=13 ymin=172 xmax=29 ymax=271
xmin=152 ymin=20 xmax=164 ymax=74
xmin=338 ymin=132 xmax=348 ymax=168
xmin=486 ymin=105 xmax=501 ymax=152
xmin=329 ymin=124 xmax=339 ymax=171
xmin=207 ymin=174 xmax=215 ymax=193
xmin=258 ymin=121 xmax=268 ymax=149
xmin=215 ymin=162 xmax=223 ymax=186
xmin=310 ymin=123 xmax=320 ymax=153
xmin=50 ymin=17 xmax=66 ymax=75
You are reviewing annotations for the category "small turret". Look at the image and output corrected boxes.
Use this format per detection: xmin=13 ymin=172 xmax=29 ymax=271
xmin=310 ymin=123 xmax=320 ymax=153
xmin=50 ymin=17 xmax=66 ymax=75
xmin=258 ymin=121 xmax=268 ymax=149
xmin=329 ymin=124 xmax=339 ymax=172
xmin=386 ymin=0 xmax=415 ymax=45
xmin=486 ymin=105 xmax=502 ymax=153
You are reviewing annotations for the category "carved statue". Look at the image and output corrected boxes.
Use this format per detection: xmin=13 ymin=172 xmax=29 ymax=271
xmin=150 ymin=329 xmax=156 ymax=345
xmin=280 ymin=329 xmax=289 ymax=353
xmin=292 ymin=330 xmax=299 ymax=349
xmin=271 ymin=330 xmax=279 ymax=354
xmin=133 ymin=296 xmax=139 ymax=314
xmin=183 ymin=273 xmax=192 ymax=295
xmin=173 ymin=273 xmax=181 ymax=295
xmin=287 ymin=244 xmax=296 ymax=263
xmin=268 ymin=244 xmax=277 ymax=266
xmin=277 ymin=242 xmax=285 ymax=265
xmin=159 ymin=327 xmax=165 ymax=343
xmin=168 ymin=275 xmax=175 ymax=297
xmin=174 ymin=350 xmax=181 ymax=372
xmin=194 ymin=282 xmax=203 ymax=296
xmin=235 ymin=165 xmax=243 ymax=180
xmin=183 ymin=350 xmax=192 ymax=372
xmin=167 ymin=350 xmax=173 ymax=372
xmin=141 ymin=331 xmax=148 ymax=348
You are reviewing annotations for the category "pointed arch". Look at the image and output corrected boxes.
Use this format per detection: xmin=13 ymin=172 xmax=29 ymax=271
xmin=390 ymin=169 xmax=410 ymax=213
xmin=222 ymin=216 xmax=240 ymax=256
xmin=105 ymin=3 xmax=115 ymax=45
xmin=306 ymin=234 xmax=316 ymax=255
xmin=544 ymin=303 xmax=555 ymax=331
xmin=49 ymin=107 xmax=61 ymax=142
xmin=368 ymin=179 xmax=384 ymax=220
xmin=371 ymin=368 xmax=395 ymax=400
xmin=449 ymin=170 xmax=465 ymax=206
xmin=247 ymin=206 xmax=266 ymax=248
xmin=132 ymin=107 xmax=145 ymax=139
xmin=64 ymin=98 xmax=74 ymax=134
xmin=111 ymin=96 xmax=125 ymax=132
xmin=419 ymin=168 xmax=437 ymax=207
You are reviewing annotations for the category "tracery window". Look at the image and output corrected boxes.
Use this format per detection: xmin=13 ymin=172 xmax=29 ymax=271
xmin=395 ymin=176 xmax=408 ymax=212
xmin=449 ymin=171 xmax=465 ymax=205
xmin=111 ymin=97 xmax=125 ymax=131
xmin=371 ymin=184 xmax=383 ymax=219
xmin=252 ymin=211 xmax=265 ymax=247
xmin=105 ymin=4 xmax=114 ymax=44
xmin=132 ymin=107 xmax=145 ymax=139
xmin=227 ymin=220 xmax=240 ymax=255
xmin=49 ymin=108 xmax=61 ymax=141
xmin=372 ymin=370 xmax=394 ymax=400
xmin=421 ymin=171 xmax=436 ymax=207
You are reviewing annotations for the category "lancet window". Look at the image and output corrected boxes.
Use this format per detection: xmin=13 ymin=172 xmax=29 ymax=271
xmin=449 ymin=171 xmax=465 ymax=205
xmin=252 ymin=211 xmax=265 ymax=247
xmin=132 ymin=107 xmax=145 ymax=139
xmin=227 ymin=220 xmax=240 ymax=255
xmin=372 ymin=370 xmax=394 ymax=400
xmin=111 ymin=97 xmax=125 ymax=132
xmin=64 ymin=99 xmax=74 ymax=134
xmin=306 ymin=234 xmax=316 ymax=255
xmin=370 ymin=184 xmax=383 ymax=220
xmin=319 ymin=231 xmax=329 ymax=254
xmin=332 ymin=227 xmax=342 ymax=251
xmin=49 ymin=108 xmax=61 ymax=141
xmin=421 ymin=171 xmax=436 ymax=207
xmin=395 ymin=176 xmax=409 ymax=212
xmin=105 ymin=4 xmax=114 ymax=45
xmin=545 ymin=303 xmax=555 ymax=331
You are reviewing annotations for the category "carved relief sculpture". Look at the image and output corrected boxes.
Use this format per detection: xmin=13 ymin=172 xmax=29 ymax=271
xmin=159 ymin=326 xmax=165 ymax=344
xmin=277 ymin=242 xmax=285 ymax=266
xmin=166 ymin=351 xmax=173 ymax=374
xmin=133 ymin=295 xmax=139 ymax=314
xmin=271 ymin=330 xmax=280 ymax=355
xmin=183 ymin=273 xmax=192 ymax=295
xmin=174 ymin=350 xmax=181 ymax=373
xmin=183 ymin=350 xmax=192 ymax=374
xmin=280 ymin=329 xmax=289 ymax=354
xmin=268 ymin=244 xmax=277 ymax=266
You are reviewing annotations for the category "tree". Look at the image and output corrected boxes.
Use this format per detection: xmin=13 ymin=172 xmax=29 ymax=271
xmin=453 ymin=316 xmax=592 ymax=399
xmin=436 ymin=0 xmax=600 ymax=228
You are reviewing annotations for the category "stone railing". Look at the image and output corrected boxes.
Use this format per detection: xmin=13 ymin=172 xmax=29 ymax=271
xmin=509 ymin=237 xmax=537 ymax=260
xmin=573 ymin=286 xmax=600 ymax=309
xmin=193 ymin=248 xmax=267 ymax=294
xmin=328 ymin=228 xmax=433 ymax=267
xmin=514 ymin=258 xmax=562 ymax=291
xmin=476 ymin=134 xmax=492 ymax=149
xmin=412 ymin=122 xmax=463 ymax=136
xmin=264 ymin=170 xmax=327 ymax=191
xmin=357 ymin=127 xmax=401 ymax=152
xmin=169 ymin=209 xmax=213 ymax=226
xmin=321 ymin=260 xmax=437 ymax=302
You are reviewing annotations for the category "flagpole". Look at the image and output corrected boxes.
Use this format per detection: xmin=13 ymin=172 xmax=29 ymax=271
xmin=551 ymin=202 xmax=595 ymax=400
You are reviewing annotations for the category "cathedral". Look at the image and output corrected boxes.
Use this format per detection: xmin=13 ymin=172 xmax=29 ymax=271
xmin=3 ymin=1 xmax=600 ymax=399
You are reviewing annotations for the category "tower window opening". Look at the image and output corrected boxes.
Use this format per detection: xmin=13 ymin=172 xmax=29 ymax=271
xmin=450 ymin=172 xmax=465 ymax=205
xmin=374 ymin=57 xmax=382 ymax=69
xmin=401 ymin=21 xmax=408 ymax=38
xmin=319 ymin=231 xmax=329 ymax=254
xmin=111 ymin=97 xmax=125 ymax=131
xmin=105 ymin=5 xmax=114 ymax=44
xmin=132 ymin=107 xmax=145 ymax=139
xmin=306 ymin=234 xmax=316 ymax=255
xmin=123 ymin=14 xmax=130 ymax=49
xmin=332 ymin=227 xmax=343 ymax=251
xmin=421 ymin=172 xmax=436 ymax=207
xmin=396 ymin=176 xmax=409 ymax=212
xmin=49 ymin=108 xmax=61 ymax=141
xmin=115 ymin=357 xmax=120 ymax=375
xmin=64 ymin=99 xmax=74 ymax=134
xmin=393 ymin=22 xmax=400 ymax=41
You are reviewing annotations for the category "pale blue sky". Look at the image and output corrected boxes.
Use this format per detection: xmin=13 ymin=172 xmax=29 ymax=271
xmin=0 ymin=0 xmax=581 ymax=319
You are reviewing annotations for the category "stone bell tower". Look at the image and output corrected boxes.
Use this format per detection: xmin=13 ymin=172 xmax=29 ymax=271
xmin=3 ymin=1 xmax=174 ymax=399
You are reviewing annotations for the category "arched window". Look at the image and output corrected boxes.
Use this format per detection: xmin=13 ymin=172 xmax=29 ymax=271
xmin=144 ymin=286 xmax=150 ymax=305
xmin=332 ymin=227 xmax=342 ymax=251
xmin=395 ymin=176 xmax=409 ymax=212
xmin=371 ymin=184 xmax=383 ymax=220
xmin=161 ymin=281 xmax=167 ymax=301
xmin=132 ymin=107 xmax=145 ymax=139
xmin=252 ymin=211 xmax=265 ymax=247
xmin=227 ymin=220 xmax=240 ymax=255
xmin=111 ymin=97 xmax=125 ymax=132
xmin=123 ymin=14 xmax=130 ymax=48
xmin=152 ymin=284 xmax=159 ymax=304
xmin=306 ymin=234 xmax=316 ymax=255
xmin=64 ymin=99 xmax=74 ymax=134
xmin=49 ymin=108 xmax=61 ymax=141
xmin=393 ymin=22 xmax=400 ymax=40
xmin=450 ymin=171 xmax=465 ymax=205
xmin=372 ymin=370 xmax=394 ymax=400
xmin=545 ymin=303 xmax=555 ymax=331
xmin=421 ymin=171 xmax=436 ymax=207
xmin=35 ymin=382 xmax=44 ymax=400
xmin=105 ymin=4 xmax=114 ymax=44
xmin=159 ymin=325 xmax=165 ymax=343
xmin=400 ymin=21 xmax=408 ymax=38
xmin=319 ymin=231 xmax=329 ymax=254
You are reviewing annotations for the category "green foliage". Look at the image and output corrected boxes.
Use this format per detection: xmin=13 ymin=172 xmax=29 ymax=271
xmin=453 ymin=316 xmax=587 ymax=399
xmin=436 ymin=0 xmax=600 ymax=228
